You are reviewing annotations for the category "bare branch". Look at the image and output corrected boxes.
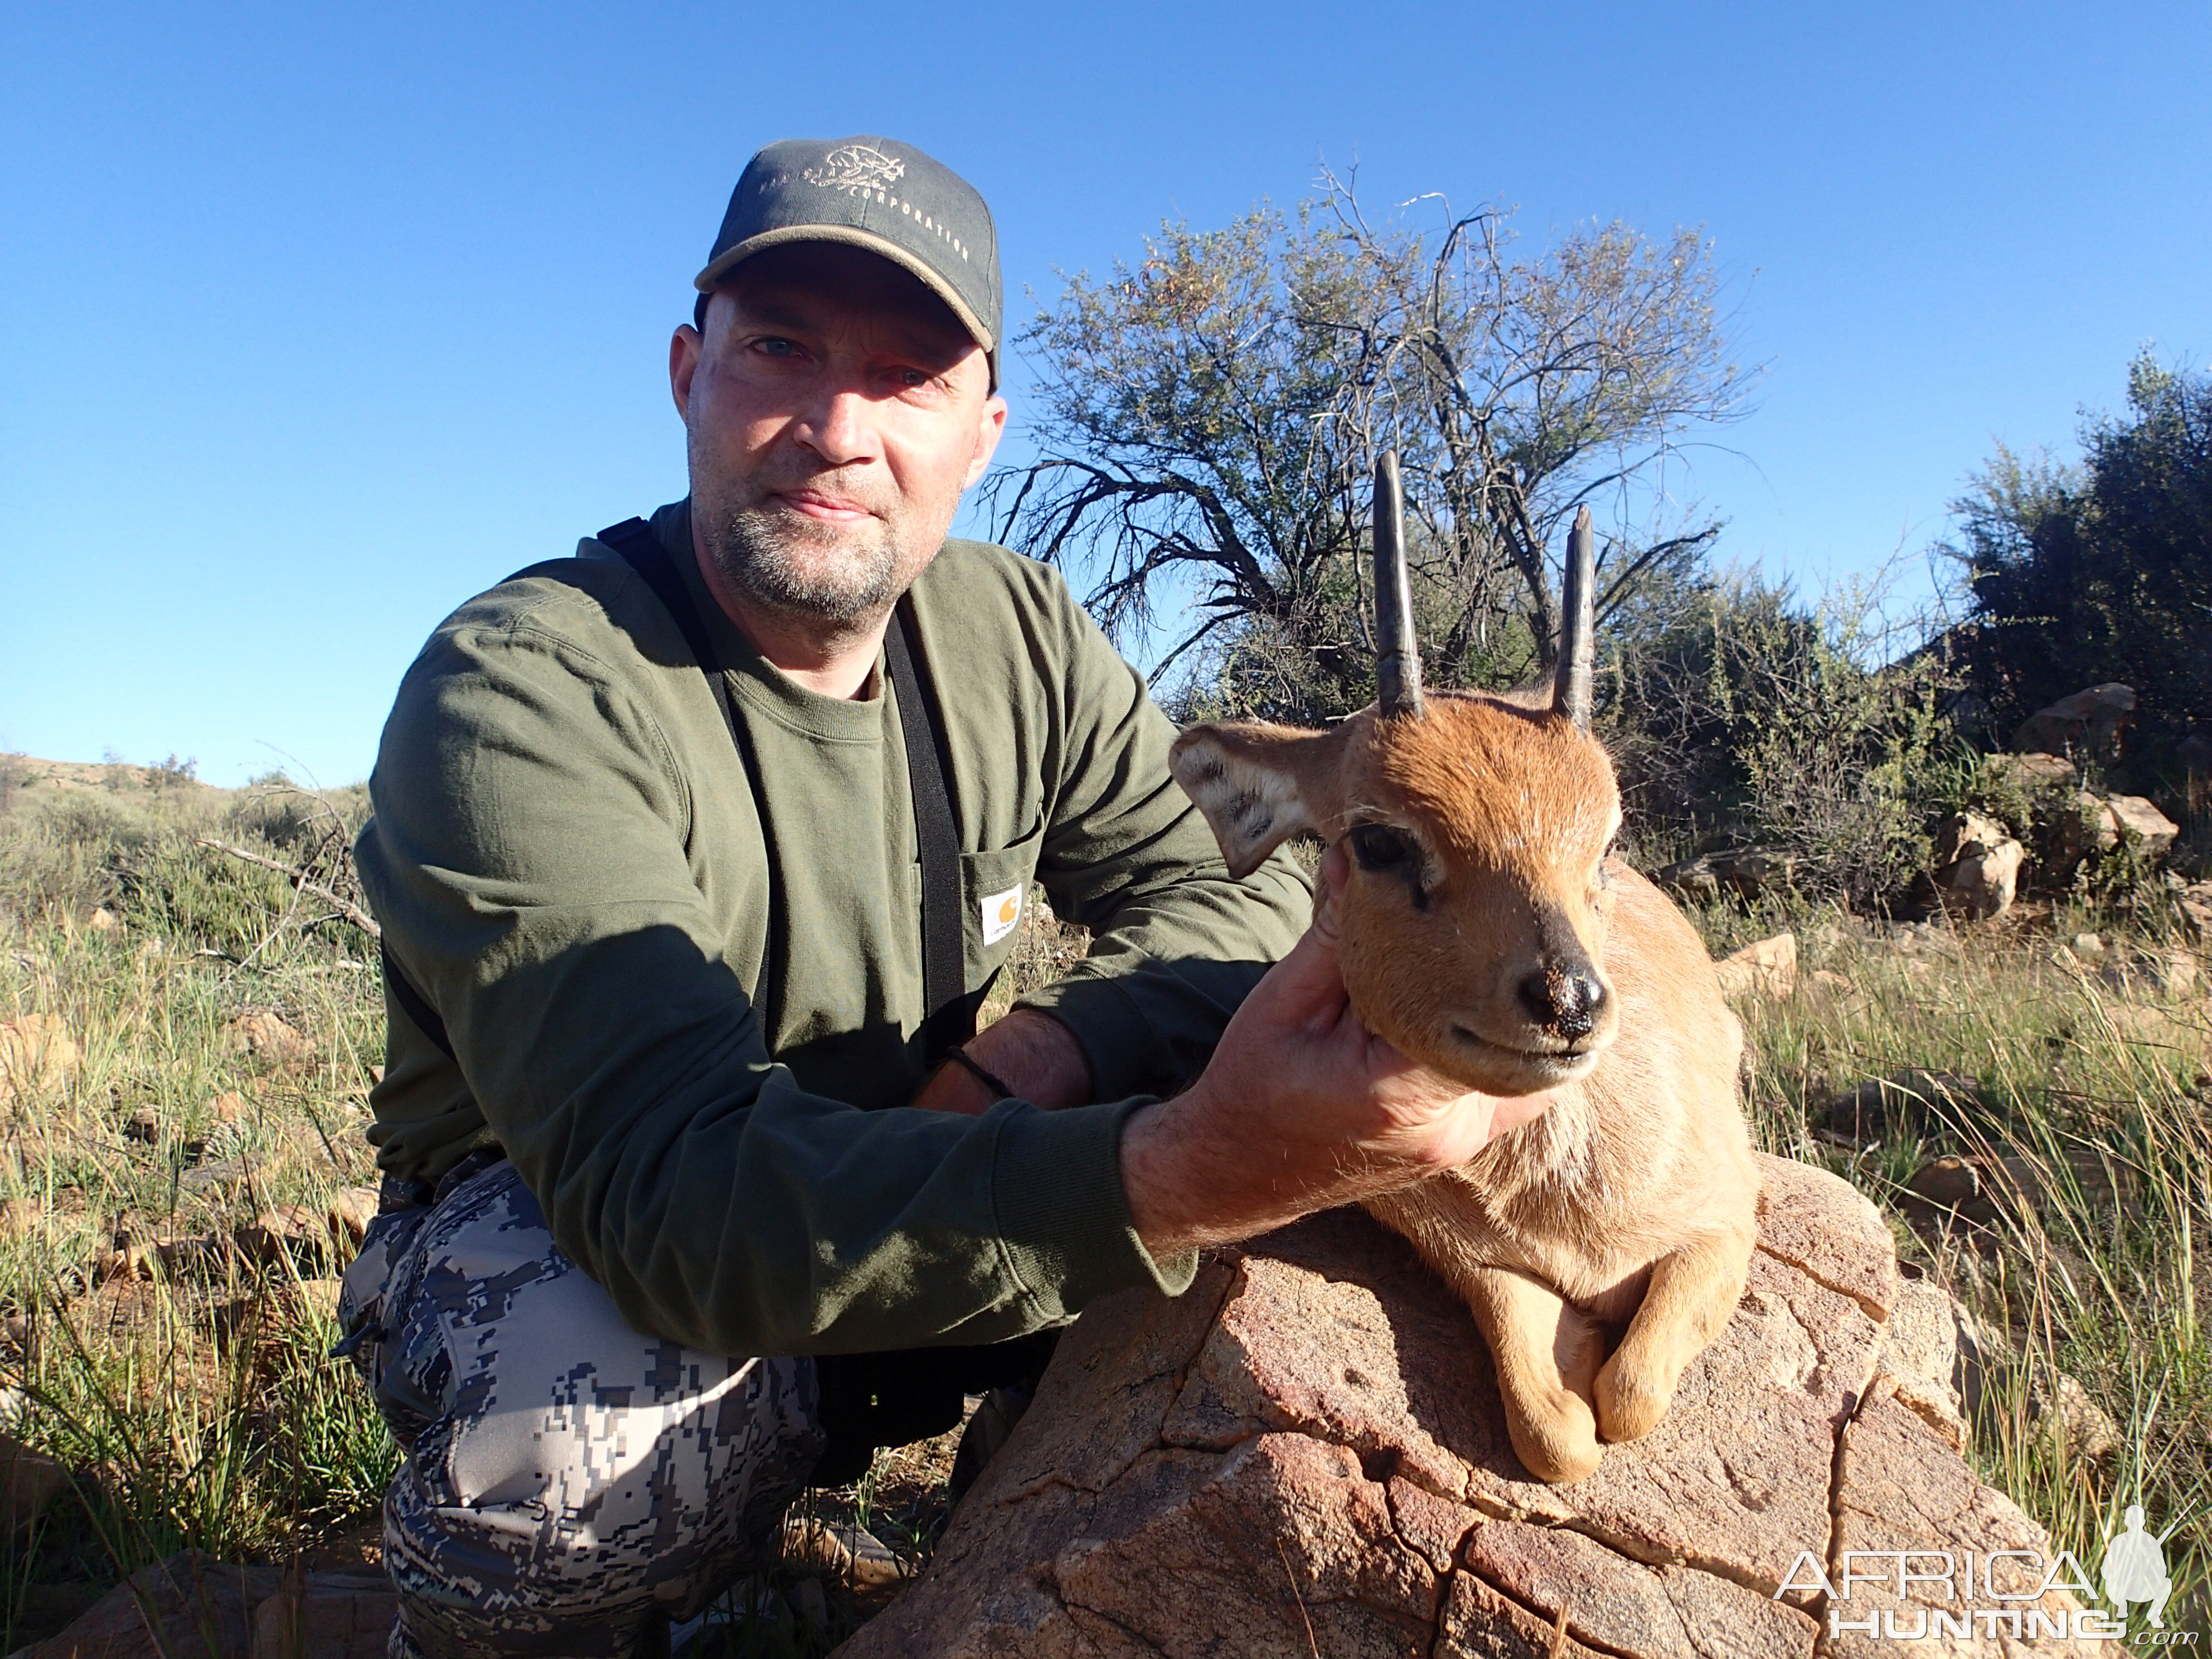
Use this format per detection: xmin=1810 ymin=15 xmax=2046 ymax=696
xmin=196 ymin=838 xmax=381 ymax=940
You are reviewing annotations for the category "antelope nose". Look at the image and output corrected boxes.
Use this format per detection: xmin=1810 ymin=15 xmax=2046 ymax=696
xmin=1517 ymin=967 xmax=1607 ymax=1040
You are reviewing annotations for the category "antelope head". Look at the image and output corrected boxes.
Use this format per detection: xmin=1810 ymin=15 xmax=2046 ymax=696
xmin=1171 ymin=455 xmax=1621 ymax=1096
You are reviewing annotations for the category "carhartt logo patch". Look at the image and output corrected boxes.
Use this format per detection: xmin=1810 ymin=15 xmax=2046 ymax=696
xmin=802 ymin=143 xmax=905 ymax=196
xmin=981 ymin=884 xmax=1023 ymax=947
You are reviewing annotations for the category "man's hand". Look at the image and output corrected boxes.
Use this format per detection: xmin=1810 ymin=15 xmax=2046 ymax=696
xmin=1119 ymin=844 xmax=1555 ymax=1257
xmin=911 ymin=1007 xmax=1092 ymax=1114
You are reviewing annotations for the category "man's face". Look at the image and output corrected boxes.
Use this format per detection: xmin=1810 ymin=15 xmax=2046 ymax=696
xmin=671 ymin=242 xmax=1007 ymax=632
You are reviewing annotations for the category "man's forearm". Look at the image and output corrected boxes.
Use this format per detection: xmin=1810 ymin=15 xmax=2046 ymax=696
xmin=910 ymin=1007 xmax=1093 ymax=1114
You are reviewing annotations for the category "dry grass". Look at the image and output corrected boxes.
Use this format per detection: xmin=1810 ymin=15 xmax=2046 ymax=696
xmin=1710 ymin=897 xmax=2212 ymax=1636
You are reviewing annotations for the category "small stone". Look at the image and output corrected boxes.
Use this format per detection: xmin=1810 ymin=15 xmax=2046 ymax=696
xmin=123 ymin=1107 xmax=161 ymax=1144
xmin=367 ymin=1064 xmax=386 ymax=1085
xmin=2070 ymin=932 xmax=2106 ymax=957
xmin=1808 ymin=968 xmax=1855 ymax=995
xmin=180 ymin=1157 xmax=251 ymax=1197
xmin=2149 ymin=948 xmax=2199 ymax=997
xmin=0 ymin=1014 xmax=80 ymax=1104
xmin=1823 ymin=1070 xmax=1982 ymax=1142
xmin=208 ymin=1090 xmax=248 ymax=1124
xmin=237 ymin=1206 xmax=334 ymax=1272
xmin=1876 ymin=1279 xmax=1968 ymax=1451
xmin=2009 ymin=1362 xmax=2122 ymax=1464
xmin=225 ymin=1012 xmax=309 ymax=1063
xmin=1713 ymin=932 xmax=1797 ymax=1001
xmin=328 ymin=1185 xmax=380 ymax=1246
xmin=1 ymin=1432 xmax=70 ymax=1536
xmin=91 ymin=1244 xmax=156 ymax=1283
xmin=788 ymin=1575 xmax=831 ymax=1643
xmin=86 ymin=907 xmax=119 ymax=933
xmin=783 ymin=1517 xmax=856 ymax=1576
xmin=285 ymin=1279 xmax=344 ymax=1324
xmin=1904 ymin=1156 xmax=1982 ymax=1212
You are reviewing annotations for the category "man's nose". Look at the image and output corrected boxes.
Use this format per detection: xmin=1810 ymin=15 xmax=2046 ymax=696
xmin=793 ymin=386 xmax=881 ymax=468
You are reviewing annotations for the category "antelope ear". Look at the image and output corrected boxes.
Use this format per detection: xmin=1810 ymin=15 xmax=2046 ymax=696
xmin=1169 ymin=721 xmax=1351 ymax=879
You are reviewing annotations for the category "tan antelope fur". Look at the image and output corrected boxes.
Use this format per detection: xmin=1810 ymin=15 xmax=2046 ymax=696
xmin=1168 ymin=460 xmax=1757 ymax=1484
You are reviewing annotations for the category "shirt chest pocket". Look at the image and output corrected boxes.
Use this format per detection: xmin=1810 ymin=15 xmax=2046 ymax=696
xmin=960 ymin=824 xmax=1045 ymax=987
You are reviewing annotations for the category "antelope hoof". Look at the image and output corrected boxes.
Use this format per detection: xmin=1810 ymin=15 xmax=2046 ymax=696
xmin=1506 ymin=1388 xmax=1602 ymax=1485
xmin=1594 ymin=1352 xmax=1673 ymax=1443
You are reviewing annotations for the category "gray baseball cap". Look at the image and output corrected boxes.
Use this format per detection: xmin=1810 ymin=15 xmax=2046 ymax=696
xmin=695 ymin=136 xmax=1003 ymax=390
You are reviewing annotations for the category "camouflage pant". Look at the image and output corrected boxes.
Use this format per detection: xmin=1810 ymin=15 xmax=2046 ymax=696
xmin=337 ymin=1157 xmax=823 ymax=1659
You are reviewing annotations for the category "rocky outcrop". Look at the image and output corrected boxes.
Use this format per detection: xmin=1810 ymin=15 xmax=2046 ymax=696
xmin=2011 ymin=683 xmax=2135 ymax=760
xmin=842 ymin=1157 xmax=2098 ymax=1657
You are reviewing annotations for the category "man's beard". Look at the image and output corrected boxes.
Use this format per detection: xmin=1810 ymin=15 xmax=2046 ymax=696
xmin=692 ymin=460 xmax=926 ymax=632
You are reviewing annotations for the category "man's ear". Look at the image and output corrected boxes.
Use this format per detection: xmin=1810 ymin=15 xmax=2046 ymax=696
xmin=670 ymin=322 xmax=703 ymax=421
xmin=1169 ymin=721 xmax=1351 ymax=879
xmin=962 ymin=390 xmax=1008 ymax=488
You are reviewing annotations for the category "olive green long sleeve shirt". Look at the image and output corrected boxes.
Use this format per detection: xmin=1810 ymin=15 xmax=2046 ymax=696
xmin=355 ymin=501 xmax=1309 ymax=1357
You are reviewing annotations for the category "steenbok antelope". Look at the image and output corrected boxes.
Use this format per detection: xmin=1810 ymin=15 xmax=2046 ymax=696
xmin=1170 ymin=455 xmax=1757 ymax=1483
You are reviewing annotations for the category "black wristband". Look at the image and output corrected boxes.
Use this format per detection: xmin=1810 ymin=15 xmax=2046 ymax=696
xmin=941 ymin=1047 xmax=1016 ymax=1102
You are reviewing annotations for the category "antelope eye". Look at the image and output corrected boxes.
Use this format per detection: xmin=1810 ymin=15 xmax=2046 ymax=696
xmin=1348 ymin=824 xmax=1413 ymax=871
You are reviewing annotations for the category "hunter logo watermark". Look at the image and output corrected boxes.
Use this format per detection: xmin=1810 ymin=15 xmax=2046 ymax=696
xmin=1773 ymin=1505 xmax=2194 ymax=1643
xmin=2103 ymin=1505 xmax=2179 ymax=1630
xmin=802 ymin=143 xmax=906 ymax=196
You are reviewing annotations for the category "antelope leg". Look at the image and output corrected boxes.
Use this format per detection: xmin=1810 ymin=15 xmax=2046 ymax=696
xmin=1595 ymin=1230 xmax=1753 ymax=1443
xmin=1455 ymin=1264 xmax=1608 ymax=1485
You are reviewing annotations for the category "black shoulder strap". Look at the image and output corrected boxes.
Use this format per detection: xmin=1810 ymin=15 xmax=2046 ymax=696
xmin=382 ymin=939 xmax=455 ymax=1059
xmin=884 ymin=604 xmax=978 ymax=1060
xmin=592 ymin=518 xmax=743 ymax=748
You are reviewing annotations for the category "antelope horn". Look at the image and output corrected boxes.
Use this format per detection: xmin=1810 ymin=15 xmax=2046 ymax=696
xmin=1373 ymin=451 xmax=1424 ymax=718
xmin=1553 ymin=505 xmax=1595 ymax=730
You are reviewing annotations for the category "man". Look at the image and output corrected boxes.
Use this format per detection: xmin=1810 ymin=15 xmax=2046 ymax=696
xmin=345 ymin=135 xmax=1547 ymax=1659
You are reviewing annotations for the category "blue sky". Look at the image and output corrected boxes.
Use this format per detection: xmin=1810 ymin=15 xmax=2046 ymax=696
xmin=2 ymin=1 xmax=2206 ymax=787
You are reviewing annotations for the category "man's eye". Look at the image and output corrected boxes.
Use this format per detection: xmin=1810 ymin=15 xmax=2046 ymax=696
xmin=895 ymin=367 xmax=933 ymax=389
xmin=1348 ymin=824 xmax=1412 ymax=871
xmin=756 ymin=338 xmax=797 ymax=358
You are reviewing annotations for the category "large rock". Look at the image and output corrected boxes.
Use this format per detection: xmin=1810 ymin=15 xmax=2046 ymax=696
xmin=841 ymin=1157 xmax=2098 ymax=1657
xmin=2103 ymin=794 xmax=2179 ymax=860
xmin=248 ymin=1571 xmax=396 ymax=1659
xmin=1929 ymin=812 xmax=2026 ymax=921
xmin=13 ymin=1551 xmax=281 ymax=1658
xmin=2011 ymin=683 xmax=2135 ymax=759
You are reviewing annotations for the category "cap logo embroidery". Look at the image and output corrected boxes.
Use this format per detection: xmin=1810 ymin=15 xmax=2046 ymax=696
xmin=802 ymin=144 xmax=906 ymax=196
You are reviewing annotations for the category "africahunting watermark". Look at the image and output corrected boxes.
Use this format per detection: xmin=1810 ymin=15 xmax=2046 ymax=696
xmin=1773 ymin=1504 xmax=2192 ymax=1642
